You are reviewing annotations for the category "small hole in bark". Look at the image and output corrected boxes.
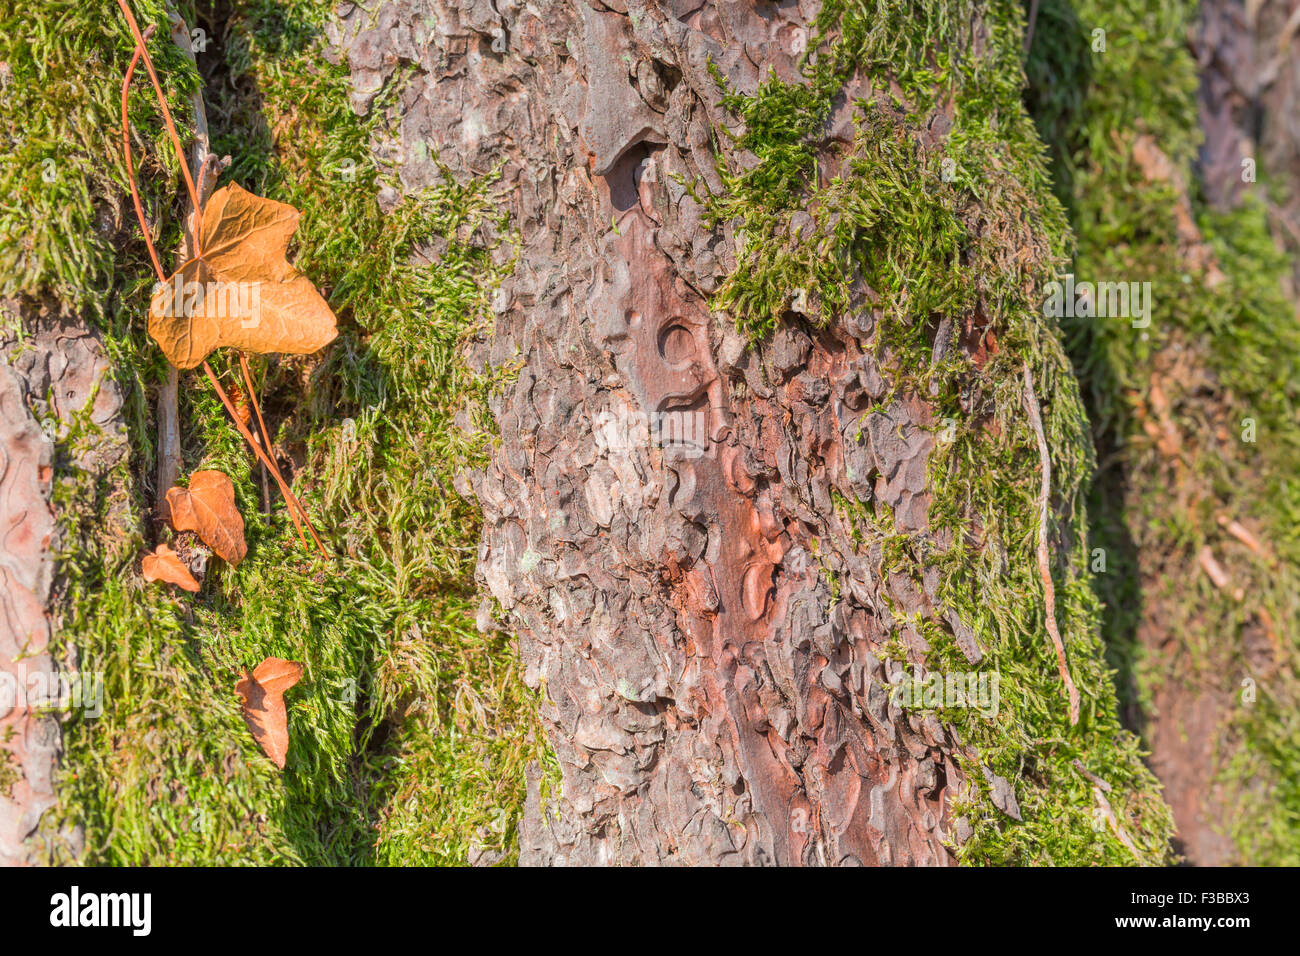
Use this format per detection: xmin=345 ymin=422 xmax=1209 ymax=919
xmin=605 ymin=143 xmax=653 ymax=213
xmin=651 ymin=59 xmax=681 ymax=95
xmin=658 ymin=322 xmax=696 ymax=367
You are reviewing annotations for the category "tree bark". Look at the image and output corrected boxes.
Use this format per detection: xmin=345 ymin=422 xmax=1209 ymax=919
xmin=331 ymin=0 xmax=1040 ymax=865
xmin=0 ymin=300 xmax=125 ymax=865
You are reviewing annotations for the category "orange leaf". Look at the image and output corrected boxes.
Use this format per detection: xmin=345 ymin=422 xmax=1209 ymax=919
xmin=235 ymin=657 xmax=304 ymax=770
xmin=166 ymin=470 xmax=247 ymax=565
xmin=227 ymin=380 xmax=252 ymax=428
xmin=142 ymin=543 xmax=200 ymax=592
xmin=148 ymin=183 xmax=338 ymax=369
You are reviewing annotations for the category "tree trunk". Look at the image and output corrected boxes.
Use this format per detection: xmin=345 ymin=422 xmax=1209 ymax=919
xmin=332 ymin=0 xmax=1153 ymax=865
xmin=0 ymin=300 xmax=124 ymax=865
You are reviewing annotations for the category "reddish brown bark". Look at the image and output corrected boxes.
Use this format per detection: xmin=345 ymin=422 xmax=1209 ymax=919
xmin=0 ymin=303 xmax=123 ymax=865
xmin=331 ymin=0 xmax=1016 ymax=864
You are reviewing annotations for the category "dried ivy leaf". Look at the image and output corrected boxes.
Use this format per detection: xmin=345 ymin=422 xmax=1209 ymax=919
xmin=227 ymin=380 xmax=252 ymax=428
xmin=235 ymin=657 xmax=303 ymax=770
xmin=166 ymin=470 xmax=247 ymax=565
xmin=148 ymin=183 xmax=338 ymax=369
xmin=142 ymin=543 xmax=200 ymax=592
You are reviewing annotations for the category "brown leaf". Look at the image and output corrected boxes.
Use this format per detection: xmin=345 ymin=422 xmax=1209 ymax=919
xmin=227 ymin=380 xmax=252 ymax=428
xmin=148 ymin=183 xmax=338 ymax=369
xmin=142 ymin=543 xmax=200 ymax=592
xmin=235 ymin=657 xmax=304 ymax=769
xmin=166 ymin=470 xmax=247 ymax=565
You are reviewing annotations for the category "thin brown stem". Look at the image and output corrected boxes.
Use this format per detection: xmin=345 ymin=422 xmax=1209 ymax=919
xmin=114 ymin=0 xmax=203 ymax=248
xmin=121 ymin=24 xmax=165 ymax=284
xmin=117 ymin=7 xmax=329 ymax=560
xmin=203 ymin=362 xmax=328 ymax=559
xmin=239 ymin=353 xmax=308 ymax=549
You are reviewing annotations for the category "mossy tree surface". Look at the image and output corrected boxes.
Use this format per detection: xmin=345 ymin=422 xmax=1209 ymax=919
xmin=1028 ymin=0 xmax=1300 ymax=865
xmin=702 ymin=0 xmax=1175 ymax=863
xmin=9 ymin=0 xmax=1249 ymax=867
xmin=2 ymin=0 xmax=547 ymax=865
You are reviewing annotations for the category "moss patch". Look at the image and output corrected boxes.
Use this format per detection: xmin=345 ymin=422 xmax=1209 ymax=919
xmin=6 ymin=0 xmax=546 ymax=864
xmin=697 ymin=0 xmax=1174 ymax=863
xmin=1027 ymin=0 xmax=1300 ymax=865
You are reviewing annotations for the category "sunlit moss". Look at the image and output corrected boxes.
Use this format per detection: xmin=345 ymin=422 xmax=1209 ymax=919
xmin=8 ymin=0 xmax=546 ymax=865
xmin=698 ymin=0 xmax=1173 ymax=863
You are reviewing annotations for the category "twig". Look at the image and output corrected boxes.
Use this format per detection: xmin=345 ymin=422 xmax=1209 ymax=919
xmin=119 ymin=22 xmax=182 ymax=523
xmin=1075 ymin=761 xmax=1143 ymax=863
xmin=1197 ymin=546 xmax=1244 ymax=601
xmin=1022 ymin=361 xmax=1080 ymax=725
xmin=1071 ymin=758 xmax=1110 ymax=792
xmin=160 ymin=7 xmax=212 ymax=519
xmin=203 ymin=362 xmax=328 ymax=558
xmin=1024 ymin=0 xmax=1040 ymax=53
xmin=1215 ymin=512 xmax=1265 ymax=556
xmin=118 ymin=5 xmax=209 ymax=521
xmin=1088 ymin=785 xmax=1144 ymax=862
xmin=157 ymin=6 xmax=212 ymax=520
xmin=239 ymin=353 xmax=308 ymax=549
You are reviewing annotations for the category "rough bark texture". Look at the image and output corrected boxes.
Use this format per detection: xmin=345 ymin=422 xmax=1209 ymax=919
xmin=331 ymin=0 xmax=1012 ymax=864
xmin=1197 ymin=0 xmax=1300 ymax=285
xmin=0 ymin=299 xmax=121 ymax=865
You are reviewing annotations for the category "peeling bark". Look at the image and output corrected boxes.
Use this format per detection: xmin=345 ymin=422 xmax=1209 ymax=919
xmin=0 ymin=299 xmax=126 ymax=865
xmin=328 ymin=0 xmax=1032 ymax=865
xmin=0 ymin=338 xmax=57 ymax=867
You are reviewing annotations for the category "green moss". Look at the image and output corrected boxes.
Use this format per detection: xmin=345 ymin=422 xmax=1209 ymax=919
xmin=0 ymin=0 xmax=198 ymax=317
xmin=0 ymin=751 xmax=18 ymax=798
xmin=1027 ymin=0 xmax=1300 ymax=865
xmin=7 ymin=0 xmax=546 ymax=864
xmin=698 ymin=0 xmax=1173 ymax=863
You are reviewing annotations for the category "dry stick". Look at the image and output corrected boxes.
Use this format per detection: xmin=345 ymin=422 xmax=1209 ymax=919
xmin=1197 ymin=545 xmax=1244 ymax=601
xmin=1073 ymin=761 xmax=1143 ymax=863
xmin=239 ymin=352 xmax=309 ymax=549
xmin=1216 ymin=512 xmax=1266 ymax=556
xmin=1022 ymin=361 xmax=1081 ymax=725
xmin=119 ymin=27 xmax=184 ymax=516
xmin=203 ymin=362 xmax=328 ymax=558
xmin=117 ymin=9 xmax=192 ymax=521
xmin=156 ymin=6 xmax=211 ymax=521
